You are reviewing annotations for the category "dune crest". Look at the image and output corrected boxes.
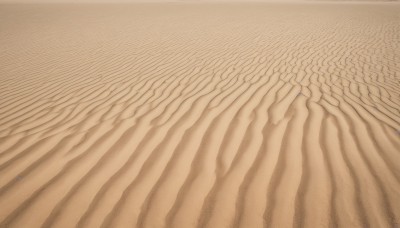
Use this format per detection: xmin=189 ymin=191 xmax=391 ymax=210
xmin=0 ymin=2 xmax=400 ymax=228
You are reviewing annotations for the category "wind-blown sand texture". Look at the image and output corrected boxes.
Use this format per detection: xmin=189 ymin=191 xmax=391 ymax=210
xmin=0 ymin=2 xmax=400 ymax=228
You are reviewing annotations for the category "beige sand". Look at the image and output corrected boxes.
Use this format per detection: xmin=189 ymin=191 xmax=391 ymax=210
xmin=0 ymin=2 xmax=400 ymax=228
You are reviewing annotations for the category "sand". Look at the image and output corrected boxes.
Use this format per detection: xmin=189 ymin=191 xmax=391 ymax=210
xmin=0 ymin=2 xmax=400 ymax=228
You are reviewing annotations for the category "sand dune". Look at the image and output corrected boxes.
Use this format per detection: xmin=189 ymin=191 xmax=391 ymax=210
xmin=0 ymin=2 xmax=400 ymax=228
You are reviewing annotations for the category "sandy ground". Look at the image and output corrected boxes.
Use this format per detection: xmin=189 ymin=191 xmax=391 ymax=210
xmin=0 ymin=2 xmax=400 ymax=228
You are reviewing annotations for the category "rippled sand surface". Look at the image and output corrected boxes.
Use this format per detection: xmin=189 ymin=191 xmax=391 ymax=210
xmin=1 ymin=2 xmax=400 ymax=228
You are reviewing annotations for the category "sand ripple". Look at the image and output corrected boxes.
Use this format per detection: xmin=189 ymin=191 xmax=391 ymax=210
xmin=0 ymin=3 xmax=400 ymax=228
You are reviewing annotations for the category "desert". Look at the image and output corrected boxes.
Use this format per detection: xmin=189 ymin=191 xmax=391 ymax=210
xmin=0 ymin=1 xmax=400 ymax=228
